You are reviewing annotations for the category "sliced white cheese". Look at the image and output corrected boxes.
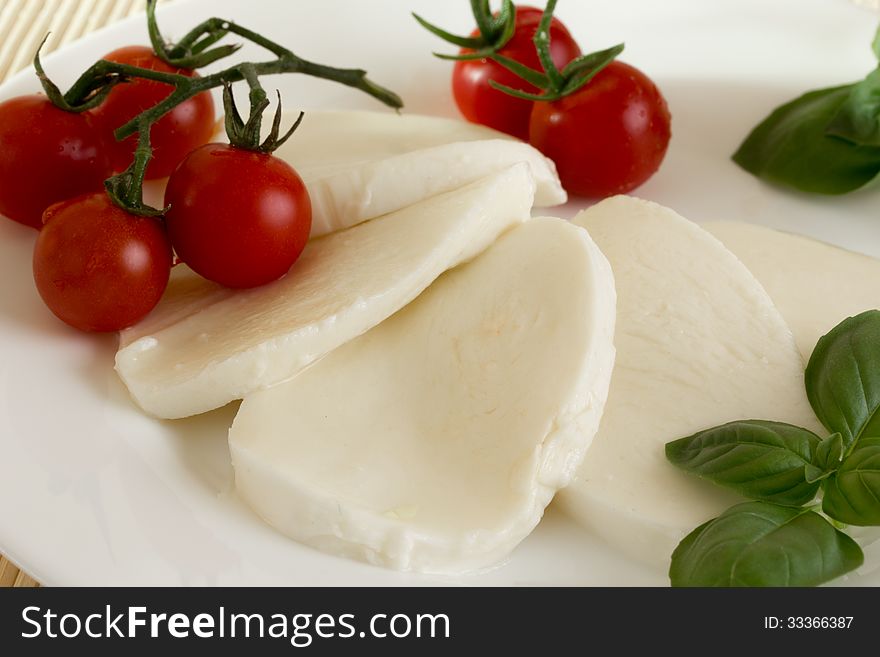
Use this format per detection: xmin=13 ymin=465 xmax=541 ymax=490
xmin=704 ymin=221 xmax=880 ymax=360
xmin=280 ymin=110 xmax=507 ymax=168
xmin=116 ymin=165 xmax=536 ymax=419
xmin=230 ymin=217 xmax=617 ymax=574
xmin=557 ymin=196 xmax=822 ymax=566
xmin=272 ymin=111 xmax=566 ymax=237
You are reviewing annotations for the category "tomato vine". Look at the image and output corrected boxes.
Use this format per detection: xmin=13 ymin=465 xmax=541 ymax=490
xmin=34 ymin=0 xmax=402 ymax=217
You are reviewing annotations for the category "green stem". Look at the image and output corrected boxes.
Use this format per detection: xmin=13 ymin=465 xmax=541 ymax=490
xmin=111 ymin=55 xmax=400 ymax=142
xmin=147 ymin=0 xmax=238 ymax=68
xmin=127 ymin=121 xmax=153 ymax=207
xmin=146 ymin=0 xmax=171 ymax=62
xmin=471 ymin=0 xmax=496 ymax=39
xmin=104 ymin=117 xmax=165 ymax=217
xmin=240 ymin=64 xmax=270 ymax=148
xmin=63 ymin=60 xmax=185 ymax=109
xmin=172 ymin=20 xmax=219 ymax=56
xmin=34 ymin=36 xmax=126 ymax=112
xmin=223 ymin=20 xmax=291 ymax=59
xmin=535 ymin=0 xmax=564 ymax=92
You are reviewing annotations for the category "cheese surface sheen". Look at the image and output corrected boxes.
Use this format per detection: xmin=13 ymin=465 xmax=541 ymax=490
xmin=272 ymin=111 xmax=566 ymax=237
xmin=705 ymin=221 xmax=880 ymax=359
xmin=117 ymin=165 xmax=536 ymax=419
xmin=230 ymin=217 xmax=617 ymax=573
xmin=558 ymin=196 xmax=822 ymax=566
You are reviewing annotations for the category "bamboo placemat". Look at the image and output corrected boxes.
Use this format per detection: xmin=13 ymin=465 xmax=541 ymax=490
xmin=0 ymin=0 xmax=171 ymax=588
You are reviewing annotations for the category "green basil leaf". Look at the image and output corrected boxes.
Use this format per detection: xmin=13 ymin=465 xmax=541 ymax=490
xmin=827 ymin=68 xmax=880 ymax=147
xmin=805 ymin=433 xmax=843 ymax=483
xmin=732 ymin=85 xmax=880 ymax=194
xmin=805 ymin=311 xmax=880 ymax=448
xmin=670 ymin=502 xmax=863 ymax=587
xmin=822 ymin=436 xmax=880 ymax=526
xmin=815 ymin=432 xmax=844 ymax=472
xmin=665 ymin=420 xmax=822 ymax=506
xmin=872 ymin=24 xmax=880 ymax=62
xmin=804 ymin=463 xmax=829 ymax=484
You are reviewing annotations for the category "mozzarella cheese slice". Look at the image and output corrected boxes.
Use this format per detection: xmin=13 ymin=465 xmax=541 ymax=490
xmin=557 ymin=196 xmax=822 ymax=566
xmin=116 ymin=165 xmax=535 ymax=419
xmin=229 ymin=217 xmax=617 ymax=574
xmin=704 ymin=221 xmax=880 ymax=360
xmin=271 ymin=111 xmax=566 ymax=237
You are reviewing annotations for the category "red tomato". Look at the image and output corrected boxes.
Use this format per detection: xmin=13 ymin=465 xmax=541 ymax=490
xmin=528 ymin=60 xmax=671 ymax=197
xmin=0 ymin=95 xmax=111 ymax=230
xmin=164 ymin=144 xmax=312 ymax=289
xmin=94 ymin=46 xmax=216 ymax=179
xmin=33 ymin=193 xmax=172 ymax=332
xmin=453 ymin=6 xmax=580 ymax=140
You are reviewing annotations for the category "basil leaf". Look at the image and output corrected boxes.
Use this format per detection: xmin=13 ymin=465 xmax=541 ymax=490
xmin=874 ymin=24 xmax=880 ymax=61
xmin=804 ymin=463 xmax=828 ymax=485
xmin=665 ymin=420 xmax=822 ymax=506
xmin=805 ymin=311 xmax=880 ymax=448
xmin=827 ymin=68 xmax=880 ymax=147
xmin=871 ymin=27 xmax=880 ymax=59
xmin=670 ymin=502 xmax=864 ymax=587
xmin=822 ymin=437 xmax=880 ymax=526
xmin=805 ymin=433 xmax=844 ymax=483
xmin=732 ymin=85 xmax=880 ymax=194
xmin=815 ymin=432 xmax=844 ymax=472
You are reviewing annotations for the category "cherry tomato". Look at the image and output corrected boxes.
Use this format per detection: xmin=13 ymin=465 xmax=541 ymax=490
xmin=164 ymin=144 xmax=312 ymax=289
xmin=453 ymin=6 xmax=580 ymax=140
xmin=528 ymin=60 xmax=671 ymax=197
xmin=94 ymin=46 xmax=216 ymax=179
xmin=0 ymin=95 xmax=111 ymax=230
xmin=33 ymin=193 xmax=172 ymax=332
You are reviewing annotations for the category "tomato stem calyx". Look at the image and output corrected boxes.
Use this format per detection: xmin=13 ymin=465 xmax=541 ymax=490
xmin=222 ymin=82 xmax=303 ymax=155
xmin=33 ymin=35 xmax=128 ymax=113
xmin=414 ymin=0 xmax=517 ymax=61
xmin=489 ymin=0 xmax=624 ymax=103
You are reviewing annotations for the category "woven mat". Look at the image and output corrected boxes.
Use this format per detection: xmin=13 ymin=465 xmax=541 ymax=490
xmin=0 ymin=0 xmax=171 ymax=588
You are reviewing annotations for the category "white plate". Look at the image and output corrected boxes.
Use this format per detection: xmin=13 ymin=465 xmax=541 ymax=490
xmin=1 ymin=0 xmax=879 ymax=586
